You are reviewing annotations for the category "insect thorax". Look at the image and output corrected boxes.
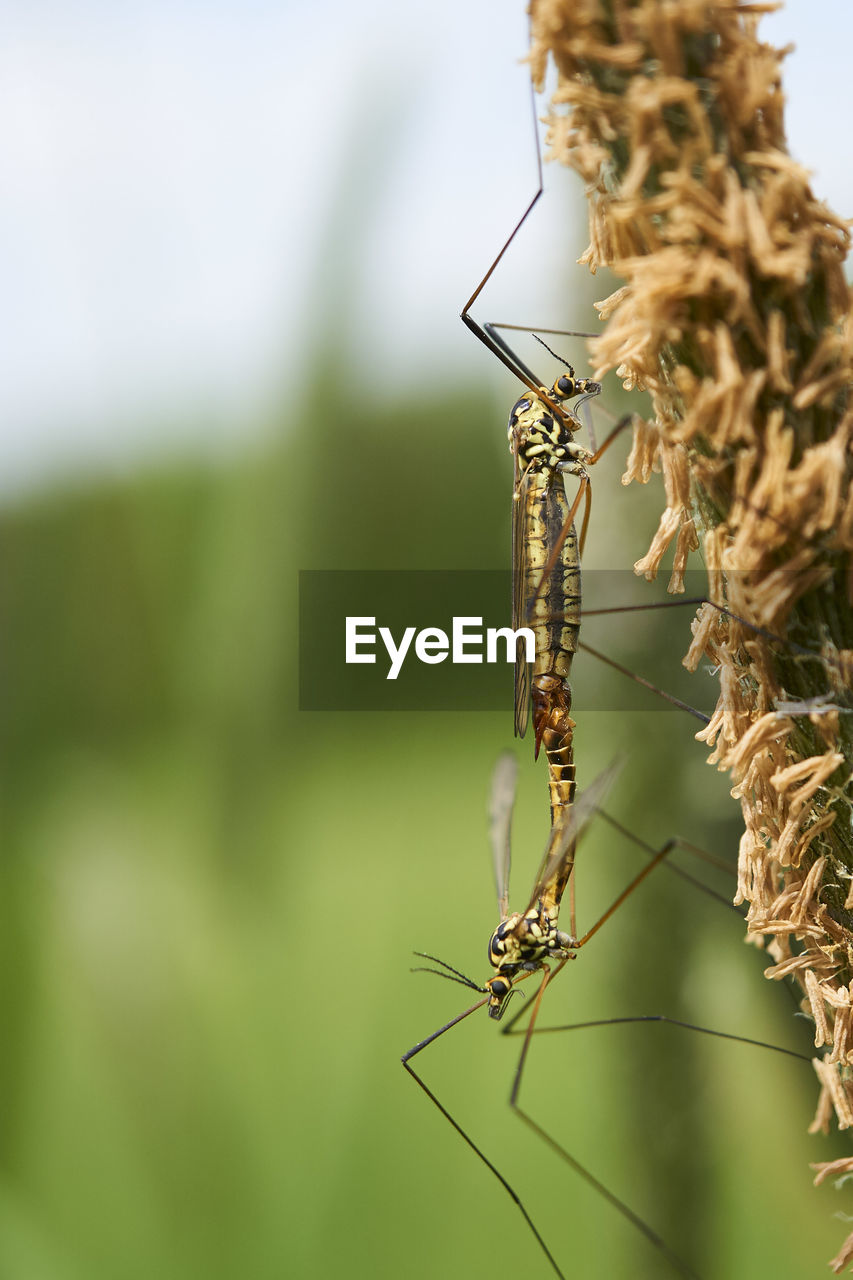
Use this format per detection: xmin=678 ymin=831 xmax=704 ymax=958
xmin=509 ymin=391 xmax=593 ymax=475
xmin=487 ymin=901 xmax=572 ymax=974
xmin=484 ymin=902 xmax=575 ymax=1018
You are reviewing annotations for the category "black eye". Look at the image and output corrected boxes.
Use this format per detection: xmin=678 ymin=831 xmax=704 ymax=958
xmin=556 ymin=375 xmax=575 ymax=396
xmin=491 ymin=979 xmax=508 ymax=999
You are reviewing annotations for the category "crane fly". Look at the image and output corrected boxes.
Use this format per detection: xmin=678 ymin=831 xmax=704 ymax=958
xmin=459 ymin=76 xmax=635 ymax=832
xmin=402 ymin=754 xmax=812 ymax=1280
xmin=509 ymin=345 xmax=596 ymax=830
xmin=467 ymin=305 xmax=623 ymax=839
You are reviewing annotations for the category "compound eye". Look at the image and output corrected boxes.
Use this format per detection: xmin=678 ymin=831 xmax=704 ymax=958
xmin=490 ymin=979 xmax=509 ymax=1000
xmin=555 ymin=374 xmax=576 ymax=397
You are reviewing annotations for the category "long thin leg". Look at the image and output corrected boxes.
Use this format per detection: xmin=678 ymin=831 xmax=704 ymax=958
xmin=576 ymin=837 xmax=679 ymax=949
xmin=573 ymin=412 xmax=637 ymax=553
xmin=461 ymin=81 xmax=546 ymax=400
xmin=593 ymin=812 xmax=739 ymax=912
xmin=583 ymin=596 xmax=838 ymax=667
xmin=508 ymin=1102 xmax=701 ymax=1280
xmin=460 ymin=90 xmax=602 ymax=425
xmin=560 ymin=595 xmax=851 ymax=719
xmin=503 ymin=960 xmax=702 ymax=1279
xmin=488 ymin=321 xmax=599 ymax=340
xmin=401 ymin=984 xmax=568 ymax=1280
xmin=502 ymin=1001 xmax=810 ymax=1280
xmin=518 ymin=1015 xmax=812 ymax=1063
xmin=578 ymin=639 xmax=710 ymax=722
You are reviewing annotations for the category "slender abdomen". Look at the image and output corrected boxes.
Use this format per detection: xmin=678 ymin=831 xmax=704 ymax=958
xmin=520 ymin=471 xmax=580 ymax=830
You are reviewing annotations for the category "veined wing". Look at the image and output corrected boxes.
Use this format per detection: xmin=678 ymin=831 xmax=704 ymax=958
xmin=523 ymin=761 xmax=622 ymax=916
xmin=512 ymin=443 xmax=533 ymax=739
xmin=489 ymin=752 xmax=518 ymax=922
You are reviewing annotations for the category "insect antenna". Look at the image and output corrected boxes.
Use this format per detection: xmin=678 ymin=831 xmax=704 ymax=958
xmin=531 ymin=331 xmax=578 ymax=371
xmin=410 ymin=951 xmax=486 ymax=994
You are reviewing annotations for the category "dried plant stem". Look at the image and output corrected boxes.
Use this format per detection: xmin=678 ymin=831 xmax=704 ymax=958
xmin=528 ymin=0 xmax=853 ymax=1266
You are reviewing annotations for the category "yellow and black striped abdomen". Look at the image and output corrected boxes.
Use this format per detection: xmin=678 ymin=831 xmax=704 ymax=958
xmin=520 ymin=470 xmax=580 ymax=830
xmin=520 ymin=470 xmax=582 ymax=683
xmin=509 ymin=384 xmax=591 ymax=830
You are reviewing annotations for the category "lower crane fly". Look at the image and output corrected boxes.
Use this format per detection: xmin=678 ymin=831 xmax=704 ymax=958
xmin=402 ymin=755 xmax=708 ymax=1280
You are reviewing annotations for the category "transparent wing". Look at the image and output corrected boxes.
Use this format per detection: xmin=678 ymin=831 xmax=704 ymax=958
xmin=523 ymin=760 xmax=623 ymax=916
xmin=488 ymin=752 xmax=518 ymax=922
xmin=512 ymin=446 xmax=532 ymax=738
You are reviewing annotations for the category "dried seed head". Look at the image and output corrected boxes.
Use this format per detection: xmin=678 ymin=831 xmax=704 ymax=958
xmin=529 ymin=0 xmax=853 ymax=1256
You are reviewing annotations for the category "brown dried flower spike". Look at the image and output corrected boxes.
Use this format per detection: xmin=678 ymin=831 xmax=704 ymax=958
xmin=529 ymin=0 xmax=852 ymax=1268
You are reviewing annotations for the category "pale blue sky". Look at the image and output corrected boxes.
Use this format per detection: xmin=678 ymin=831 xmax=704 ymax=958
xmin=3 ymin=0 xmax=851 ymax=493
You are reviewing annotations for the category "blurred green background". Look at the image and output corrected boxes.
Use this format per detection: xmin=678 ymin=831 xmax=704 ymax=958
xmin=5 ymin=3 xmax=853 ymax=1278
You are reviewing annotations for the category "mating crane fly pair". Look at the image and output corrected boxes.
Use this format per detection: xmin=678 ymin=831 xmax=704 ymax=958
xmin=396 ymin=48 xmax=710 ymax=1271
xmin=399 ymin=67 xmax=826 ymax=1280
xmin=401 ymin=68 xmax=702 ymax=1274
xmin=400 ymin=285 xmax=707 ymax=1278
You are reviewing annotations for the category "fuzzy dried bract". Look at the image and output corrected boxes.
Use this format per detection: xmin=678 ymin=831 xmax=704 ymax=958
xmin=528 ymin=0 xmax=853 ymax=1266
